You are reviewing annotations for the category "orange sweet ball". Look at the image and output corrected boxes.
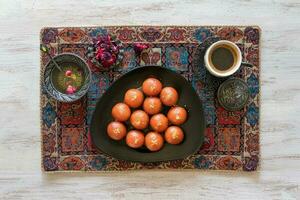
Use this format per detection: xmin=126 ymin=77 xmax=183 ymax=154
xmin=150 ymin=113 xmax=169 ymax=132
xmin=126 ymin=130 xmax=145 ymax=148
xmin=145 ymin=132 xmax=164 ymax=151
xmin=167 ymin=106 xmax=187 ymax=125
xmin=164 ymin=126 xmax=184 ymax=145
xmin=124 ymin=89 xmax=144 ymax=108
xmin=130 ymin=110 xmax=149 ymax=130
xmin=143 ymin=97 xmax=162 ymax=115
xmin=111 ymin=103 xmax=131 ymax=122
xmin=107 ymin=121 xmax=127 ymax=140
xmin=160 ymin=87 xmax=178 ymax=106
xmin=142 ymin=78 xmax=162 ymax=96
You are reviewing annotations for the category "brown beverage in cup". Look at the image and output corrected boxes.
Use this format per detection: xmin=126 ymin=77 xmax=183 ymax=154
xmin=204 ymin=40 xmax=242 ymax=77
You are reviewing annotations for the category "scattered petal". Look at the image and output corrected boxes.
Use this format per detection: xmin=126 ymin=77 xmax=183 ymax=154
xmin=66 ymin=85 xmax=77 ymax=94
xmin=65 ymin=70 xmax=72 ymax=77
xmin=134 ymin=43 xmax=149 ymax=55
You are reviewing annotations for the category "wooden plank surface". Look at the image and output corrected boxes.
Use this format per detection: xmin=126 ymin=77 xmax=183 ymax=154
xmin=0 ymin=0 xmax=299 ymax=199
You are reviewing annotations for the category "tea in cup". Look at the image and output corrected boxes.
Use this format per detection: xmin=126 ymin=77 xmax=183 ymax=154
xmin=204 ymin=40 xmax=242 ymax=77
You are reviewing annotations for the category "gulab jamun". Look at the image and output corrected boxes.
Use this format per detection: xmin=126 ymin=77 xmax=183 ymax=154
xmin=167 ymin=106 xmax=187 ymax=125
xmin=130 ymin=110 xmax=149 ymax=130
xmin=165 ymin=126 xmax=184 ymax=144
xmin=111 ymin=103 xmax=131 ymax=122
xmin=126 ymin=130 xmax=145 ymax=148
xmin=145 ymin=132 xmax=164 ymax=151
xmin=143 ymin=97 xmax=162 ymax=115
xmin=150 ymin=113 xmax=169 ymax=132
xmin=160 ymin=87 xmax=178 ymax=106
xmin=107 ymin=121 xmax=127 ymax=140
xmin=124 ymin=89 xmax=144 ymax=108
xmin=142 ymin=78 xmax=162 ymax=96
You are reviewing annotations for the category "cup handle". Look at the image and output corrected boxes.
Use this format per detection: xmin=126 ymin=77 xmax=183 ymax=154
xmin=241 ymin=61 xmax=253 ymax=68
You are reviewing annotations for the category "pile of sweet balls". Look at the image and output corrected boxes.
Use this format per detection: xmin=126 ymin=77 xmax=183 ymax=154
xmin=107 ymin=78 xmax=187 ymax=152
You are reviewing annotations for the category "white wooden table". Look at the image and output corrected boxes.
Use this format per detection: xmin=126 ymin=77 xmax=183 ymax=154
xmin=0 ymin=0 xmax=299 ymax=199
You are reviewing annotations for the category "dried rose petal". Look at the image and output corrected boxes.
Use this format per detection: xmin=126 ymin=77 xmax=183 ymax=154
xmin=97 ymin=35 xmax=103 ymax=42
xmin=102 ymin=59 xmax=115 ymax=68
xmin=100 ymin=51 xmax=112 ymax=61
xmin=66 ymin=85 xmax=77 ymax=94
xmin=65 ymin=70 xmax=72 ymax=77
xmin=111 ymin=45 xmax=119 ymax=54
xmin=100 ymin=43 xmax=109 ymax=49
xmin=102 ymin=53 xmax=116 ymax=67
xmin=134 ymin=43 xmax=149 ymax=54
xmin=111 ymin=54 xmax=117 ymax=62
xmin=95 ymin=48 xmax=105 ymax=60
xmin=103 ymin=35 xmax=111 ymax=44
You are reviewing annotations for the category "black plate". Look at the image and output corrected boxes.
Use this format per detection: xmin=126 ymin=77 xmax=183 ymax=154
xmin=90 ymin=66 xmax=205 ymax=162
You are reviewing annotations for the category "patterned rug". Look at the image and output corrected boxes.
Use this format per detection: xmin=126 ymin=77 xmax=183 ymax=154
xmin=40 ymin=26 xmax=260 ymax=172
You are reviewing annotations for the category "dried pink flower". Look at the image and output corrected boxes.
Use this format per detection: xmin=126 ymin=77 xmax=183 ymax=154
xmin=94 ymin=34 xmax=119 ymax=68
xmin=65 ymin=70 xmax=72 ymax=77
xmin=66 ymin=85 xmax=77 ymax=94
xmin=134 ymin=43 xmax=149 ymax=55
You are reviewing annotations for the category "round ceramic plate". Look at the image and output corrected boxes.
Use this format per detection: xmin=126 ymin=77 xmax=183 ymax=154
xmin=90 ymin=66 xmax=205 ymax=162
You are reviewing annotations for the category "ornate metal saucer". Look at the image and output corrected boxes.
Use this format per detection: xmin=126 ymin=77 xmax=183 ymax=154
xmin=217 ymin=78 xmax=249 ymax=111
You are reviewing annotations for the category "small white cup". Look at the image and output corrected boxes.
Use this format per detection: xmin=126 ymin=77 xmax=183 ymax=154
xmin=204 ymin=40 xmax=242 ymax=77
